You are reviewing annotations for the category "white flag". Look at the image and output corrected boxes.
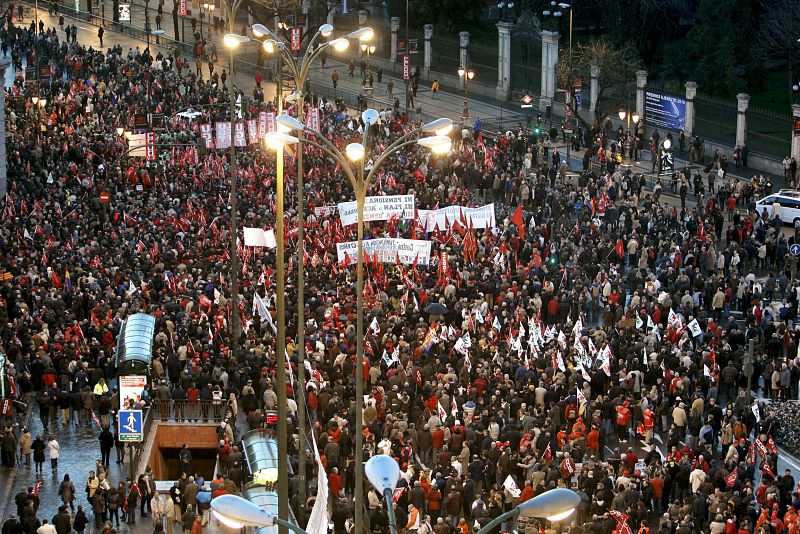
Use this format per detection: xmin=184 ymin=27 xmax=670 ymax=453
xmin=752 ymin=403 xmax=761 ymax=423
xmin=572 ymin=318 xmax=583 ymax=336
xmin=668 ymin=308 xmax=680 ymax=328
xmin=636 ymin=314 xmax=644 ymax=330
xmin=437 ymin=401 xmax=447 ymax=424
xmin=687 ymin=319 xmax=703 ymax=338
xmin=370 ymin=316 xmax=380 ymax=336
xmin=127 ymin=280 xmax=138 ymax=296
xmin=502 ymin=475 xmax=521 ymax=498
xmin=577 ymin=386 xmax=587 ymax=406
xmin=492 ymin=315 xmax=501 ymax=332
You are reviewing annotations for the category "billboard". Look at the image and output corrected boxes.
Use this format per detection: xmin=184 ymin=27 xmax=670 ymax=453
xmin=119 ymin=375 xmax=147 ymax=410
xmin=644 ymin=91 xmax=686 ymax=131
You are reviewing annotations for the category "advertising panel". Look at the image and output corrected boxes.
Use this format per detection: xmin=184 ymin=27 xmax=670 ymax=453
xmin=644 ymin=91 xmax=686 ymax=131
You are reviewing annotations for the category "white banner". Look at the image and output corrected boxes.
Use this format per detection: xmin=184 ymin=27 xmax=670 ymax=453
xmin=337 ymin=195 xmax=415 ymax=227
xmin=243 ymin=228 xmax=277 ymax=248
xmin=336 ymin=238 xmax=432 ymax=266
xmin=314 ymin=205 xmax=337 ymax=218
xmin=417 ymin=204 xmax=496 ymax=231
xmin=215 ymin=122 xmax=231 ymax=149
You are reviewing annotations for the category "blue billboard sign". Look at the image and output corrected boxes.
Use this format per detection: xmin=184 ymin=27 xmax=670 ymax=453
xmin=644 ymin=91 xmax=686 ymax=131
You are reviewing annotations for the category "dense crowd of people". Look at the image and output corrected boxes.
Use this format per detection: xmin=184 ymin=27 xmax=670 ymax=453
xmin=1 ymin=7 xmax=800 ymax=534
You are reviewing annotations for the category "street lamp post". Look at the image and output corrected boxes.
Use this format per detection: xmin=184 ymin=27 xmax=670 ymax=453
xmin=222 ymin=32 xmax=250 ymax=383
xmin=252 ymin=23 xmax=370 ymax=518
xmin=201 ymin=3 xmax=215 ymax=39
xmin=266 ymin=113 xmax=453 ymax=534
xmin=211 ymin=480 xmax=580 ymax=534
xmin=475 ymin=488 xmax=580 ymax=534
xmin=457 ymin=66 xmax=475 ymax=123
xmin=618 ymin=108 xmax=639 ymax=167
xmin=360 ymin=42 xmax=376 ymax=85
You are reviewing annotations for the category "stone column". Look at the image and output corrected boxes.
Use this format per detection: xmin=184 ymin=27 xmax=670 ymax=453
xmin=636 ymin=69 xmax=647 ymax=119
xmin=459 ymin=31 xmax=470 ymax=71
xmin=0 ymin=58 xmax=9 ymax=199
xmin=589 ymin=62 xmax=599 ymax=114
xmin=301 ymin=0 xmax=310 ymax=31
xmin=792 ymin=104 xmax=800 ymax=164
xmin=358 ymin=9 xmax=368 ymax=27
xmin=390 ymin=17 xmax=400 ymax=64
xmin=423 ymin=24 xmax=433 ymax=78
xmin=495 ymin=23 xmax=512 ymax=101
xmin=684 ymin=81 xmax=698 ymax=138
xmin=736 ymin=93 xmax=750 ymax=147
xmin=540 ymin=30 xmax=560 ymax=110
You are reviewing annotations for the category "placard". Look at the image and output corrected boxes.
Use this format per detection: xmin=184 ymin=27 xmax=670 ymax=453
xmin=402 ymin=55 xmax=410 ymax=80
xmin=119 ymin=3 xmax=130 ymax=21
xmin=145 ymin=132 xmax=156 ymax=161
xmin=337 ymin=195 xmax=415 ymax=227
xmin=336 ymin=238 xmax=432 ymax=266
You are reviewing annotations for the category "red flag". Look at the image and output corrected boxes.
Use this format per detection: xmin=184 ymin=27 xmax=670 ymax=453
xmin=766 ymin=435 xmax=778 ymax=454
xmin=725 ymin=469 xmax=737 ymax=488
xmin=542 ymin=442 xmax=552 ymax=462
xmin=31 ymin=481 xmax=43 ymax=496
xmin=763 ymin=463 xmax=777 ymax=479
xmin=616 ymin=520 xmax=632 ymax=534
xmin=511 ymin=204 xmax=525 ymax=240
xmin=636 ymin=423 xmax=646 ymax=436
xmin=615 ymin=239 xmax=625 ymax=259
xmin=609 ymin=510 xmax=629 ymax=524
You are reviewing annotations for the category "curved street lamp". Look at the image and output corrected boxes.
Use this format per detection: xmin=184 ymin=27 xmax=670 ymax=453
xmin=249 ymin=23 xmax=374 ymax=517
xmin=475 ymin=487 xmax=581 ymax=534
xmin=210 ymin=483 xmax=579 ymax=534
xmin=266 ymin=111 xmax=452 ymax=534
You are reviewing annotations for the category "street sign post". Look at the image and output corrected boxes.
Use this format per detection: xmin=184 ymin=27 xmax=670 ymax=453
xmin=118 ymin=409 xmax=143 ymax=442
xmin=402 ymin=55 xmax=410 ymax=80
xmin=790 ymin=243 xmax=800 ymax=256
xmin=178 ymin=0 xmax=187 ymax=16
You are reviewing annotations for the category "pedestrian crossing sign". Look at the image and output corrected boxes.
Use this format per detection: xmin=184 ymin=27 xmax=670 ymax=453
xmin=118 ymin=409 xmax=143 ymax=442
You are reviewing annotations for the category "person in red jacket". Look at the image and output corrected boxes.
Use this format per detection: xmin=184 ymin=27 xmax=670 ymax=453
xmin=328 ymin=467 xmax=342 ymax=498
xmin=615 ymin=402 xmax=631 ymax=440
xmin=431 ymin=426 xmax=445 ymax=458
xmin=426 ymin=484 xmax=442 ymax=522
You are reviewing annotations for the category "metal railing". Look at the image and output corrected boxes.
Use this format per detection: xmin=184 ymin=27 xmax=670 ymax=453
xmin=150 ymin=399 xmax=228 ymax=423
xmin=748 ymin=105 xmax=792 ymax=157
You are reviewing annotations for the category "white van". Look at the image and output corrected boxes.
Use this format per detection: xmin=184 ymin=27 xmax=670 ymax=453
xmin=754 ymin=189 xmax=800 ymax=226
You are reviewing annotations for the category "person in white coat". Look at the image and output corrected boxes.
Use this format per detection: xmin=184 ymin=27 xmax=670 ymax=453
xmin=47 ymin=436 xmax=60 ymax=472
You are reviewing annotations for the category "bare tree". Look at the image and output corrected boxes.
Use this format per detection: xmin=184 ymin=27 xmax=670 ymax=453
xmin=556 ymin=36 xmax=642 ymax=129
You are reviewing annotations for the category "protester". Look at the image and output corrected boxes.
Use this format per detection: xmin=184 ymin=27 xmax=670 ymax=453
xmin=1 ymin=10 xmax=799 ymax=534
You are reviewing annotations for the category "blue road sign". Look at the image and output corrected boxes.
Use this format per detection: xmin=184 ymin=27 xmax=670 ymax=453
xmin=118 ymin=409 xmax=143 ymax=442
xmin=791 ymin=244 xmax=800 ymax=256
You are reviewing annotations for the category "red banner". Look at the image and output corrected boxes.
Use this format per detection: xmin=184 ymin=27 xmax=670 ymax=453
xmin=290 ymin=27 xmax=301 ymax=51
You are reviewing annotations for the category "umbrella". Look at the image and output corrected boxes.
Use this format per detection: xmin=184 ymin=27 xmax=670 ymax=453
xmin=424 ymin=303 xmax=449 ymax=315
